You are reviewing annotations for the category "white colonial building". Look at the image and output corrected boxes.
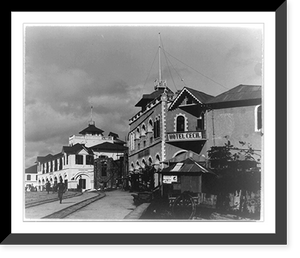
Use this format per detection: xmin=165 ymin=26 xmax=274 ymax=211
xmin=34 ymin=119 xmax=127 ymax=192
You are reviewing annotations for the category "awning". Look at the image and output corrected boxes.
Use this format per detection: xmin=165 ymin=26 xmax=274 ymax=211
xmin=160 ymin=157 xmax=215 ymax=175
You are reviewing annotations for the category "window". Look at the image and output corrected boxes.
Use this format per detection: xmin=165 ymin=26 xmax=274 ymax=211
xmin=137 ymin=143 xmax=140 ymax=150
xmin=136 ymin=161 xmax=140 ymax=169
xmin=255 ymin=105 xmax=262 ymax=131
xmin=257 ymin=105 xmax=262 ymax=130
xmin=54 ymin=159 xmax=58 ymax=171
xmin=141 ymin=124 xmax=146 ymax=136
xmin=143 ymin=140 xmax=146 ymax=148
xmin=148 ymin=119 xmax=153 ymax=133
xmin=26 ymin=175 xmax=31 ymax=181
xmin=142 ymin=159 xmax=147 ymax=168
xmin=155 ymin=154 xmax=160 ymax=165
xmin=136 ymin=127 xmax=140 ymax=139
xmin=86 ymin=155 xmax=94 ymax=165
xmin=75 ymin=155 xmax=83 ymax=165
xmin=197 ymin=112 xmax=205 ymax=130
xmin=154 ymin=117 xmax=160 ymax=138
xmin=101 ymin=161 xmax=107 ymax=176
xmin=59 ymin=157 xmax=63 ymax=170
xmin=176 ymin=115 xmax=185 ymax=132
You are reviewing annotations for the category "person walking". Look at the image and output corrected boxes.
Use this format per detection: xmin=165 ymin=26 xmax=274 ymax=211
xmin=45 ymin=180 xmax=51 ymax=194
xmin=57 ymin=177 xmax=65 ymax=204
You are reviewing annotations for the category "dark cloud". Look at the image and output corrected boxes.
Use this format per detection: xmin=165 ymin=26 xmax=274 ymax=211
xmin=24 ymin=25 xmax=263 ymax=167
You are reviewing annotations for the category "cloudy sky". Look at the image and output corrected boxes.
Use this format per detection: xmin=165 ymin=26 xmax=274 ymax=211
xmin=24 ymin=24 xmax=263 ymax=167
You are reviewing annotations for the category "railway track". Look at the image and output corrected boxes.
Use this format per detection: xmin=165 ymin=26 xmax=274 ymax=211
xmin=42 ymin=192 xmax=106 ymax=219
xmin=25 ymin=192 xmax=83 ymax=208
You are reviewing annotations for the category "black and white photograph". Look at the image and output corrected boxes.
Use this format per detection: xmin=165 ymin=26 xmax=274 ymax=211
xmin=24 ymin=24 xmax=263 ymax=221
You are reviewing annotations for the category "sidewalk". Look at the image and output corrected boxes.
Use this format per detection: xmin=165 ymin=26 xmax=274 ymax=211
xmin=25 ymin=191 xmax=104 ymax=220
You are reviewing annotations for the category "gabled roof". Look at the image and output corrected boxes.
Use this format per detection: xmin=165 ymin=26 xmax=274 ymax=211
xmin=62 ymin=143 xmax=93 ymax=155
xmin=208 ymin=84 xmax=261 ymax=104
xmin=135 ymin=87 xmax=173 ymax=107
xmin=36 ymin=153 xmax=63 ymax=163
xmin=79 ymin=124 xmax=104 ymax=135
xmin=169 ymin=86 xmax=214 ymax=111
xmin=25 ymin=164 xmax=37 ymax=174
xmin=185 ymin=87 xmax=214 ymax=103
xmin=90 ymin=142 xmax=128 ymax=152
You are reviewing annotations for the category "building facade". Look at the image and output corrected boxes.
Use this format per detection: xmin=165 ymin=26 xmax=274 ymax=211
xmin=128 ymin=82 xmax=262 ymax=187
xmin=25 ymin=164 xmax=38 ymax=191
xmin=128 ymin=80 xmax=214 ymax=186
xmin=33 ymin=120 xmax=127 ymax=192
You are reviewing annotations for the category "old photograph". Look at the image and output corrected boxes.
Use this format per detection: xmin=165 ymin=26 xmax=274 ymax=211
xmin=24 ymin=24 xmax=263 ymax=221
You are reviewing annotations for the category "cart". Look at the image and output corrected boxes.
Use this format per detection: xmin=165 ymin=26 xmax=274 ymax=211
xmin=160 ymin=156 xmax=216 ymax=219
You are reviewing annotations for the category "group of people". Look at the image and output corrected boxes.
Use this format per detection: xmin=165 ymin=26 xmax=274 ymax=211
xmin=45 ymin=178 xmax=66 ymax=204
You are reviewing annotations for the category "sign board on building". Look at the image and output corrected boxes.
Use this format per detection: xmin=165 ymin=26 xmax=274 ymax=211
xmin=167 ymin=131 xmax=203 ymax=142
xmin=163 ymin=175 xmax=178 ymax=184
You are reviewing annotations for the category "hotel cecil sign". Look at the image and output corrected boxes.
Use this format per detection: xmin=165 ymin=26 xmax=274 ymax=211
xmin=167 ymin=131 xmax=204 ymax=142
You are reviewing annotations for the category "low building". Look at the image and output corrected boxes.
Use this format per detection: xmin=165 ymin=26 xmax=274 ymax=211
xmin=25 ymin=164 xmax=38 ymax=191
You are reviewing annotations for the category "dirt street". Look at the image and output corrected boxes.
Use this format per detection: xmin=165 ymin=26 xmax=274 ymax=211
xmin=63 ymin=190 xmax=136 ymax=220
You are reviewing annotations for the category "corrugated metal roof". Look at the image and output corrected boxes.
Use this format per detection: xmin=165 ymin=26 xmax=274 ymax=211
xmin=208 ymin=84 xmax=261 ymax=103
xmin=185 ymin=87 xmax=214 ymax=103
xmin=162 ymin=158 xmax=214 ymax=174
xmin=169 ymin=87 xmax=214 ymax=110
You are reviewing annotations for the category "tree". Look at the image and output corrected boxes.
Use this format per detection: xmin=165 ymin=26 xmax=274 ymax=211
xmin=207 ymin=141 xmax=261 ymax=216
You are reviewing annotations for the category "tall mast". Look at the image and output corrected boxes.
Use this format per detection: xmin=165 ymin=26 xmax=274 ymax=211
xmin=158 ymin=32 xmax=162 ymax=83
xmin=89 ymin=105 xmax=95 ymax=125
xmin=154 ymin=33 xmax=166 ymax=91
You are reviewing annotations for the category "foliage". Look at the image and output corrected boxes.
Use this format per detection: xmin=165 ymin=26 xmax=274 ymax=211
xmin=207 ymin=141 xmax=261 ymax=194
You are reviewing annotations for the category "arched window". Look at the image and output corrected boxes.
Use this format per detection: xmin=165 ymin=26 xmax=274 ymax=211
xmin=148 ymin=118 xmax=153 ymax=133
xmin=154 ymin=117 xmax=160 ymax=138
xmin=136 ymin=161 xmax=140 ymax=169
xmin=142 ymin=159 xmax=147 ymax=168
xmin=136 ymin=127 xmax=140 ymax=139
xmin=141 ymin=124 xmax=146 ymax=136
xmin=148 ymin=156 xmax=153 ymax=166
xmin=197 ymin=112 xmax=205 ymax=131
xmin=176 ymin=115 xmax=185 ymax=132
xmin=255 ymin=105 xmax=262 ymax=131
xmin=155 ymin=154 xmax=160 ymax=164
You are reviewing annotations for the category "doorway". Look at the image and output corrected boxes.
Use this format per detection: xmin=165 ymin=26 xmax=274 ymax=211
xmin=79 ymin=178 xmax=86 ymax=189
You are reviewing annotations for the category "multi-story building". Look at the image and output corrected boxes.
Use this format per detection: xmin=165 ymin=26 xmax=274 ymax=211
xmin=128 ymin=78 xmax=214 ymax=186
xmin=34 ymin=119 xmax=127 ymax=191
xmin=128 ymin=80 xmax=262 ymax=186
